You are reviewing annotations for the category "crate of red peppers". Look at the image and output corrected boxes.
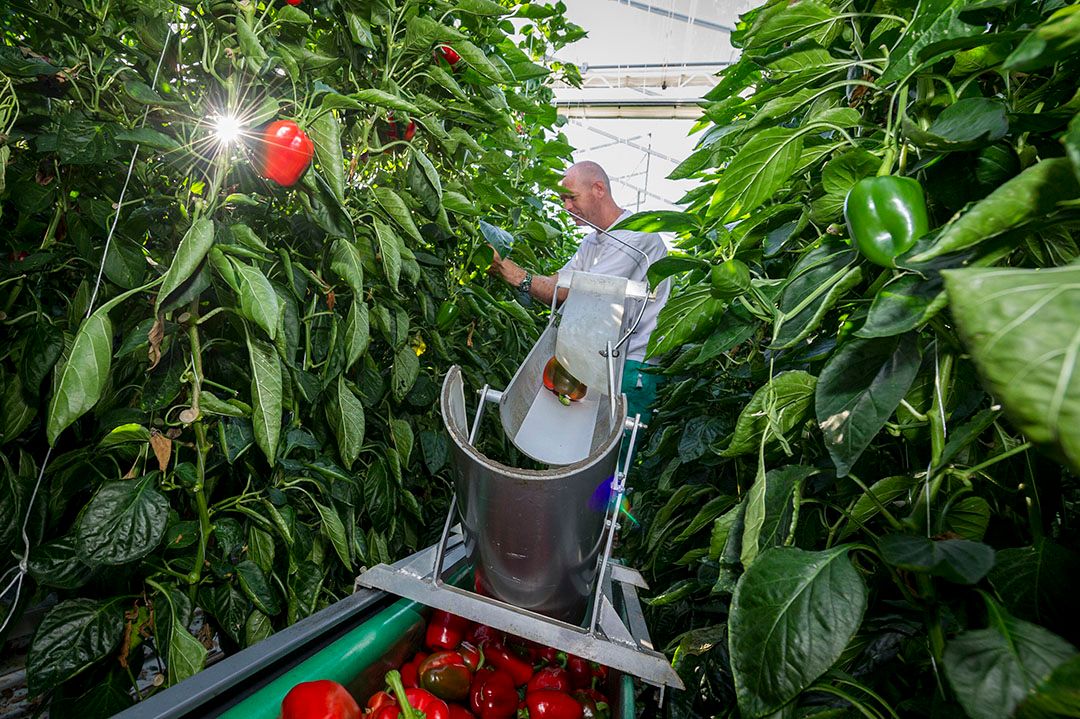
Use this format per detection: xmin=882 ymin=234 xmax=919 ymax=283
xmin=280 ymin=609 xmax=613 ymax=719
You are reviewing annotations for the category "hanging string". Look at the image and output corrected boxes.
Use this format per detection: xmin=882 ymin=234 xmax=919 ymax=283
xmin=0 ymin=26 xmax=175 ymax=638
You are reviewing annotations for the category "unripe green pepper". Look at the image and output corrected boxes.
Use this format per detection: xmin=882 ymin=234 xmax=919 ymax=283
xmin=436 ymin=300 xmax=460 ymax=330
xmin=844 ymin=176 xmax=930 ymax=268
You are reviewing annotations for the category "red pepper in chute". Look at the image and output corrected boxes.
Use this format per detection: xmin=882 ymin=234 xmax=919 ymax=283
xmin=571 ymin=690 xmax=608 ymax=719
xmin=484 ymin=645 xmax=534 ymax=687
xmin=404 ymin=689 xmax=449 ymax=719
xmin=458 ymin=641 xmax=484 ymax=672
xmin=401 ymin=652 xmax=428 ymax=689
xmin=527 ymin=666 xmax=572 ymax=694
xmin=366 ymin=691 xmax=397 ymax=713
xmin=466 ymin=623 xmax=504 ymax=648
xmin=470 ymin=669 xmax=517 ymax=719
xmin=448 ymin=706 xmax=477 ymax=719
xmin=279 ymin=679 xmax=361 ymax=719
xmin=535 ymin=646 xmax=561 ymax=667
xmin=419 ymin=651 xmax=473 ymax=702
xmin=565 ymin=656 xmax=591 ymax=691
xmin=426 ymin=610 xmax=469 ymax=651
xmin=525 ymin=690 xmax=584 ymax=719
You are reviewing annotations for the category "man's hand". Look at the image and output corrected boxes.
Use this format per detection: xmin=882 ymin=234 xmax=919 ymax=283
xmin=487 ymin=245 xmax=526 ymax=287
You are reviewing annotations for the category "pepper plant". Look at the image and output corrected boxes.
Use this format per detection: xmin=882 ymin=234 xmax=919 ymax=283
xmin=616 ymin=0 xmax=1080 ymax=716
xmin=0 ymin=0 xmax=583 ymax=712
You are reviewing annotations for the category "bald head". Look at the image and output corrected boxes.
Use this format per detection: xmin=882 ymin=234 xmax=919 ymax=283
xmin=566 ymin=161 xmax=611 ymax=193
xmin=560 ymin=161 xmax=622 ymax=229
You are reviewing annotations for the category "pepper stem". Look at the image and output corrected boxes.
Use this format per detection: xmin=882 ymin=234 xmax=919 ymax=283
xmin=385 ymin=670 xmax=424 ymax=719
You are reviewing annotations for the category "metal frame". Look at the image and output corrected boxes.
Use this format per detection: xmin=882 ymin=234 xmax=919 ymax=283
xmin=357 ymin=386 xmax=682 ymax=691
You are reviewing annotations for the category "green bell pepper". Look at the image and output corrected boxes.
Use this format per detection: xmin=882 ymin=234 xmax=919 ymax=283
xmin=844 ymin=176 xmax=930 ymax=268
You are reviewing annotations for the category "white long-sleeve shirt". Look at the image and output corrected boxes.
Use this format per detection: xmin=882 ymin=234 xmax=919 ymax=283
xmin=557 ymin=210 xmax=670 ymax=363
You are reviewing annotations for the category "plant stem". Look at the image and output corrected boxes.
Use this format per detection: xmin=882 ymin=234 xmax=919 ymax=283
xmin=186 ymin=304 xmax=214 ymax=602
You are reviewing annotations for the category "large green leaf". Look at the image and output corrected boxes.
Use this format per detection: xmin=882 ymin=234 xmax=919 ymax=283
xmin=374 ymin=219 xmax=403 ymax=292
xmin=343 ymin=300 xmax=370 ymax=372
xmin=646 ymin=284 xmax=726 ymax=359
xmin=166 ymin=614 xmax=207 ymax=686
xmin=450 ymin=38 xmax=504 ymax=81
xmin=21 ymin=321 xmax=64 ymax=394
xmin=944 ymin=597 xmax=1076 ymax=719
xmin=231 ymin=259 xmax=279 ymax=341
xmin=1004 ymin=4 xmax=1080 ymax=72
xmin=28 ymin=535 xmax=94 ymax=589
xmin=943 ymin=266 xmax=1080 ymax=473
xmin=26 ymin=598 xmax=125 ymax=696
xmin=741 ymin=466 xmax=816 ymax=567
xmin=390 ymin=417 xmax=414 ymax=468
xmin=46 ymin=307 xmax=112 ymax=445
xmin=746 ymin=0 xmax=841 ymax=51
xmin=729 ymin=546 xmax=867 ymax=717
xmin=246 ymin=330 xmax=282 ymax=464
xmin=155 ymin=218 xmax=214 ymax=314
xmin=815 ymin=335 xmax=922 ymax=477
xmin=314 ymin=500 xmax=352 ymax=570
xmin=326 ymin=375 xmax=364 ymax=469
xmin=352 ymin=88 xmax=420 ymax=114
xmin=719 ymin=371 xmax=817 ymax=457
xmin=989 ymin=539 xmax=1080 ymax=636
xmin=611 ymin=211 xmax=700 ymax=234
xmin=903 ymin=98 xmax=1009 ymax=152
xmin=839 ymin=475 xmax=918 ymax=539
xmin=391 ymin=345 xmax=420 ymax=402
xmin=76 ymin=474 xmax=169 ymax=565
xmin=1019 ymin=654 xmax=1080 ymax=718
xmin=711 ymin=127 xmax=803 ymax=222
xmin=878 ymin=0 xmax=984 ymax=84
xmin=310 ymin=110 xmax=344 ymax=206
xmin=373 ymin=187 xmax=423 ymax=242
xmin=771 ymin=241 xmax=860 ymax=349
xmin=235 ymin=559 xmax=282 ymax=616
xmin=856 ymin=273 xmax=946 ymax=338
xmin=1 ymin=373 xmax=36 ymax=444
xmin=879 ymin=535 xmax=995 ymax=584
xmin=911 ymin=159 xmax=1079 ymax=262
xmin=330 ymin=239 xmax=365 ymax=296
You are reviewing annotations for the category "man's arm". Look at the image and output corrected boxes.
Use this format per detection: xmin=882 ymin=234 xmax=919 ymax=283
xmin=489 ymin=252 xmax=569 ymax=305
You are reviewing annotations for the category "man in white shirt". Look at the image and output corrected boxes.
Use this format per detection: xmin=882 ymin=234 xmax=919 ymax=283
xmin=489 ymin=161 xmax=670 ymax=423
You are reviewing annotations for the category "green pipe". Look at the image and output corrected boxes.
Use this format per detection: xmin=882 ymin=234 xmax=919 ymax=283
xmin=219 ymin=598 xmax=426 ymax=719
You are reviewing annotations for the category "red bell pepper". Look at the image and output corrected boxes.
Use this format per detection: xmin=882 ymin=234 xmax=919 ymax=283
xmin=525 ymin=691 xmax=583 ymax=719
xmin=426 ymin=611 xmax=469 ymax=651
xmin=564 ymin=656 xmax=591 ymax=691
xmin=458 ymin=641 xmax=484 ymax=672
xmin=571 ymin=690 xmax=609 ymax=719
xmin=466 ymin=624 xmax=504 ymax=648
xmin=469 ymin=669 xmax=517 ymax=719
xmin=448 ymin=706 xmax=476 ymax=719
xmin=419 ymin=651 xmax=473 ymax=702
xmin=401 ymin=652 xmax=428 ymax=689
xmin=435 ymin=44 xmax=461 ymax=67
xmin=370 ymin=708 xmax=400 ymax=719
xmin=404 ymin=689 xmax=449 ymax=719
xmin=279 ymin=679 xmax=361 ymax=719
xmin=366 ymin=691 xmax=397 ymax=712
xmin=527 ymin=666 xmax=572 ymax=694
xmin=258 ymin=120 xmax=314 ymax=187
xmin=535 ymin=646 xmax=561 ymax=667
xmin=484 ymin=645 xmax=534 ymax=687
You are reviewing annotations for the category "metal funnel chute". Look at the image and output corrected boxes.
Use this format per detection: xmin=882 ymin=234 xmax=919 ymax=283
xmin=357 ymin=223 xmax=683 ymax=693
